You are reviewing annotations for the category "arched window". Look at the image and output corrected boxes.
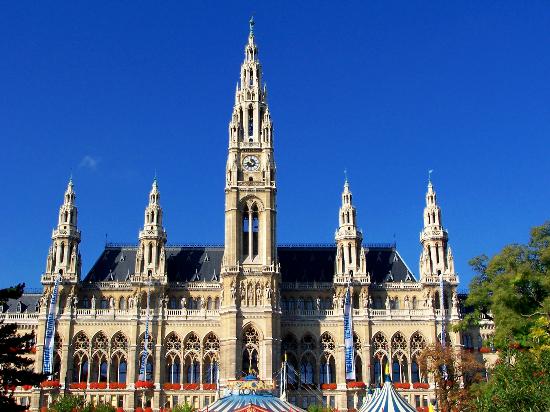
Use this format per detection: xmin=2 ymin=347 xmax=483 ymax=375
xmin=251 ymin=204 xmax=259 ymax=257
xmin=320 ymin=333 xmax=336 ymax=384
xmin=412 ymin=296 xmax=418 ymax=309
xmin=320 ymin=354 xmax=335 ymax=384
xmin=119 ymin=297 xmax=127 ymax=310
xmin=300 ymin=353 xmax=315 ymax=385
xmin=286 ymin=353 xmax=298 ymax=387
xmin=392 ymin=353 xmax=408 ymax=383
xmin=166 ymin=353 xmax=181 ymax=384
xmin=203 ymin=333 xmax=220 ymax=384
xmin=248 ymin=106 xmax=254 ymax=136
xmin=373 ymin=353 xmax=388 ymax=385
xmin=111 ymin=332 xmax=128 ymax=383
xmin=60 ymin=243 xmax=65 ymax=263
xmin=410 ymin=332 xmax=427 ymax=383
xmin=100 ymin=298 xmax=108 ymax=309
xmin=148 ymin=243 xmax=153 ymax=264
xmin=91 ymin=332 xmax=109 ymax=382
xmin=242 ymin=326 xmax=260 ymax=375
xmin=242 ymin=205 xmax=250 ymax=258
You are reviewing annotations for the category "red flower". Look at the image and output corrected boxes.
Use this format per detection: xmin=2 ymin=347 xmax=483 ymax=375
xmin=117 ymin=408 xmax=124 ymax=412
xmin=145 ymin=408 xmax=153 ymax=412
xmin=69 ymin=382 xmax=87 ymax=390
xmin=135 ymin=381 xmax=154 ymax=390
xmin=182 ymin=383 xmax=200 ymax=390
xmin=163 ymin=383 xmax=181 ymax=390
xmin=135 ymin=408 xmax=144 ymax=412
xmin=30 ymin=346 xmax=37 ymax=354
xmin=346 ymin=381 xmax=366 ymax=389
xmin=321 ymin=383 xmax=337 ymax=390
xmin=203 ymin=383 xmax=217 ymax=390
xmin=394 ymin=382 xmax=411 ymax=389
xmin=479 ymin=347 xmax=492 ymax=353
xmin=90 ymin=382 xmax=108 ymax=389
xmin=22 ymin=385 xmax=33 ymax=391
xmin=412 ymin=382 xmax=430 ymax=390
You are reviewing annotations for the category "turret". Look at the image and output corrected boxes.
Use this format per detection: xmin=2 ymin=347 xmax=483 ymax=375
xmin=134 ymin=178 xmax=167 ymax=282
xmin=334 ymin=179 xmax=368 ymax=283
xmin=419 ymin=179 xmax=458 ymax=283
xmin=43 ymin=178 xmax=81 ymax=284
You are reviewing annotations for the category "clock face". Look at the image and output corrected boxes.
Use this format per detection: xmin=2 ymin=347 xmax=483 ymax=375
xmin=243 ymin=155 xmax=260 ymax=171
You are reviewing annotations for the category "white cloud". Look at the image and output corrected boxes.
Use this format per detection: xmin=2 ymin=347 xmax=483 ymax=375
xmin=79 ymin=155 xmax=100 ymax=171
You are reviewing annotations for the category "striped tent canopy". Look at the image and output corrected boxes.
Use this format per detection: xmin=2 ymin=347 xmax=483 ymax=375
xmin=202 ymin=375 xmax=305 ymax=412
xmin=359 ymin=378 xmax=416 ymax=412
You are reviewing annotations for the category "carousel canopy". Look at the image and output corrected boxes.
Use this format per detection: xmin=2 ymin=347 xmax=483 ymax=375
xmin=359 ymin=372 xmax=416 ymax=412
xmin=202 ymin=376 xmax=305 ymax=412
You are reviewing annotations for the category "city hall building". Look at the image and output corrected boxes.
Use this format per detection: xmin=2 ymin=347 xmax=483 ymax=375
xmin=2 ymin=21 xmax=494 ymax=412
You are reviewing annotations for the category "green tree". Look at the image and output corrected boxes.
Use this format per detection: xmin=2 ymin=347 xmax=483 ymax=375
xmin=464 ymin=348 xmax=550 ymax=412
xmin=459 ymin=222 xmax=550 ymax=411
xmin=460 ymin=222 xmax=550 ymax=350
xmin=0 ymin=283 xmax=46 ymax=411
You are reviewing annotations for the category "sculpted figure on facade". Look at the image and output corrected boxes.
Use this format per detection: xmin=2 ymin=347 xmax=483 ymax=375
xmin=230 ymin=281 xmax=236 ymax=303
xmin=91 ymin=295 xmax=96 ymax=310
xmin=385 ymin=296 xmax=390 ymax=310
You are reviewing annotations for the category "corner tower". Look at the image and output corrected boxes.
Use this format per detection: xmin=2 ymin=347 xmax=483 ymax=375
xmin=223 ymin=17 xmax=276 ymax=270
xmin=134 ymin=178 xmax=167 ymax=282
xmin=334 ymin=179 xmax=368 ymax=283
xmin=42 ymin=179 xmax=81 ymax=284
xmin=419 ymin=179 xmax=457 ymax=283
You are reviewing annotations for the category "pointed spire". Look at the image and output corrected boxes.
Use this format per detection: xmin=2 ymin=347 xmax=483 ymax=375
xmin=64 ymin=176 xmax=75 ymax=205
xmin=149 ymin=177 xmax=160 ymax=205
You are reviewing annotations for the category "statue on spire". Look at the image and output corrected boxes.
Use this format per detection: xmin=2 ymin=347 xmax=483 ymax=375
xmin=249 ymin=15 xmax=255 ymax=36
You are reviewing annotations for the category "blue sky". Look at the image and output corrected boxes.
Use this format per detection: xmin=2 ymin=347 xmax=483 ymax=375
xmin=1 ymin=1 xmax=548 ymax=291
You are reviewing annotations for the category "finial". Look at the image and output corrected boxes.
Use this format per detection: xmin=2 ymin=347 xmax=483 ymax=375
xmin=428 ymin=169 xmax=434 ymax=184
xmin=249 ymin=15 xmax=255 ymax=36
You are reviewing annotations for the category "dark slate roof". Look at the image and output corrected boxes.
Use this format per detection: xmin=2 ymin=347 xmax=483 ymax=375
xmin=84 ymin=243 xmax=415 ymax=284
xmin=2 ymin=293 xmax=41 ymax=313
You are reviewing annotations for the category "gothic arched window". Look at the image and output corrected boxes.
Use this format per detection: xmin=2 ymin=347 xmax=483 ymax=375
xmin=242 ymin=205 xmax=250 ymax=258
xmin=203 ymin=333 xmax=220 ymax=384
xmin=251 ymin=204 xmax=259 ymax=257
xmin=248 ymin=106 xmax=254 ymax=137
xmin=242 ymin=326 xmax=260 ymax=375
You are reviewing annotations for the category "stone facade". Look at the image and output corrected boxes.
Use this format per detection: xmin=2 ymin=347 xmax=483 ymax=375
xmin=2 ymin=20 xmax=494 ymax=412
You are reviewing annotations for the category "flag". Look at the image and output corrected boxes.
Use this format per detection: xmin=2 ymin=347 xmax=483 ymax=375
xmin=43 ymin=275 xmax=61 ymax=375
xmin=428 ymin=403 xmax=435 ymax=412
xmin=385 ymin=362 xmax=390 ymax=379
xmin=139 ymin=284 xmax=151 ymax=381
xmin=343 ymin=283 xmax=355 ymax=380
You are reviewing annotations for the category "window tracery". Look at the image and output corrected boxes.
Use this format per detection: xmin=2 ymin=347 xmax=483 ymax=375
xmin=391 ymin=332 xmax=407 ymax=352
xmin=372 ymin=332 xmax=388 ymax=352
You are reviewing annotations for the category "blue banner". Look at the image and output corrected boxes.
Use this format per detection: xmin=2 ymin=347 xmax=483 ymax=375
xmin=344 ymin=285 xmax=355 ymax=380
xmin=43 ymin=275 xmax=60 ymax=375
xmin=139 ymin=288 xmax=151 ymax=381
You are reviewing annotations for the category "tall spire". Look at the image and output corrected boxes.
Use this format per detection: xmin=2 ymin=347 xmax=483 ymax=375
xmin=419 ymin=179 xmax=458 ymax=283
xmin=335 ymin=179 xmax=367 ymax=282
xmin=43 ymin=179 xmax=81 ymax=283
xmin=135 ymin=179 xmax=167 ymax=281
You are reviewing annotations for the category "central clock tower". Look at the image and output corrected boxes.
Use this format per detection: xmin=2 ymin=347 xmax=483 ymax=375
xmin=220 ymin=18 xmax=279 ymax=384
xmin=223 ymin=17 xmax=276 ymax=270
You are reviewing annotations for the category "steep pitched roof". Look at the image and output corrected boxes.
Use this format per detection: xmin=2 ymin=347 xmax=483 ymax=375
xmin=84 ymin=243 xmax=415 ymax=284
